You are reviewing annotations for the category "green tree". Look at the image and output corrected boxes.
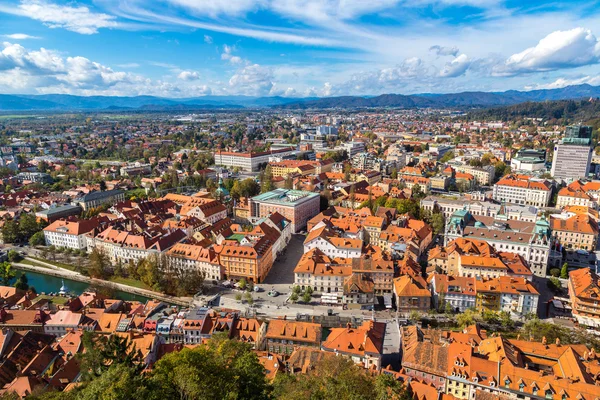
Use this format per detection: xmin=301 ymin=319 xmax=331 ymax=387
xmin=549 ymin=268 xmax=560 ymax=277
xmin=302 ymin=291 xmax=312 ymax=303
xmin=29 ymin=231 xmax=46 ymax=247
xmin=560 ymin=262 xmax=569 ymax=279
xmin=547 ymin=277 xmax=562 ymax=293
xmin=88 ymin=248 xmax=109 ymax=279
xmin=260 ymin=165 xmax=274 ymax=193
xmin=77 ymin=331 xmax=143 ymax=381
xmin=430 ymin=212 xmax=445 ymax=235
xmin=273 ymin=356 xmax=380 ymax=400
xmin=411 ymin=184 xmax=424 ymax=199
xmin=0 ymin=262 xmax=15 ymax=285
xmin=230 ymin=180 xmax=242 ymax=200
xmin=238 ymin=278 xmax=247 ymax=290
xmin=289 ymin=292 xmax=299 ymax=303
xmin=375 ymin=373 xmax=412 ymax=400
xmin=7 ymin=250 xmax=21 ymax=263
xmin=149 ymin=336 xmax=270 ymax=400
xmin=73 ymin=363 xmax=148 ymax=400
xmin=13 ymin=272 xmax=28 ymax=290
xmin=456 ymin=308 xmax=480 ymax=328
xmin=1 ymin=219 xmax=20 ymax=243
xmin=19 ymin=213 xmax=42 ymax=241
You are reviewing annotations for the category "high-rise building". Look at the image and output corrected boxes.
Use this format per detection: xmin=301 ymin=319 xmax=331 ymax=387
xmin=551 ymin=125 xmax=593 ymax=180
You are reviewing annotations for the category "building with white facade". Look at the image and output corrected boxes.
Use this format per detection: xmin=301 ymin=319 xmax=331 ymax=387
xmin=303 ymin=226 xmax=362 ymax=259
xmin=492 ymin=175 xmax=552 ymax=207
xmin=551 ymin=125 xmax=593 ymax=180
xmin=420 ymin=196 xmax=538 ymax=222
xmin=213 ymin=147 xmax=295 ymax=172
xmin=165 ymin=244 xmax=222 ymax=281
xmin=445 ymin=209 xmax=555 ymax=276
xmin=43 ymin=218 xmax=102 ymax=250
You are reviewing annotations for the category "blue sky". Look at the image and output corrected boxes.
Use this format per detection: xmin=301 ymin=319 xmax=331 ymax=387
xmin=1 ymin=0 xmax=600 ymax=98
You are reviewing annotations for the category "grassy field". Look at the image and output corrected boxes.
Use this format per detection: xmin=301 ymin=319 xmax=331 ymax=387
xmin=0 ymin=115 xmax=35 ymax=120
xmin=19 ymin=258 xmax=54 ymax=269
xmin=35 ymin=294 xmax=69 ymax=305
xmin=110 ymin=276 xmax=153 ymax=291
xmin=28 ymin=256 xmax=79 ymax=271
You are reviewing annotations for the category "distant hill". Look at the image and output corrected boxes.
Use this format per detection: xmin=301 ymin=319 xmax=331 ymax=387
xmin=1 ymin=84 xmax=600 ymax=111
xmin=468 ymin=99 xmax=600 ymax=122
xmin=279 ymin=84 xmax=600 ymax=109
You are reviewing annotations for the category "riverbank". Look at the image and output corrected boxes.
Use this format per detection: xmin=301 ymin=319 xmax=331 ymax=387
xmin=13 ymin=262 xmax=191 ymax=307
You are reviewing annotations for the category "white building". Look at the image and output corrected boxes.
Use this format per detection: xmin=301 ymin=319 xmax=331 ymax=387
xmin=492 ymin=175 xmax=552 ymax=207
xmin=421 ymin=196 xmax=539 ymax=222
xmin=43 ymin=219 xmax=100 ymax=250
xmin=303 ymin=226 xmax=362 ymax=259
xmin=213 ymin=147 xmax=295 ymax=172
xmin=165 ymin=244 xmax=222 ymax=281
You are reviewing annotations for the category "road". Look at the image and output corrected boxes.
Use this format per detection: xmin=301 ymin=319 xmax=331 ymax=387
xmin=263 ymin=234 xmax=305 ymax=285
xmin=381 ymin=318 xmax=401 ymax=370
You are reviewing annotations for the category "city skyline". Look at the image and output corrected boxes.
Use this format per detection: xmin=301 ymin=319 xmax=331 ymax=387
xmin=1 ymin=0 xmax=600 ymax=98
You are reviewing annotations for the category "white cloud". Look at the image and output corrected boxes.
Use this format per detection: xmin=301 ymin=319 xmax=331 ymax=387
xmin=440 ymin=54 xmax=471 ymax=77
xmin=526 ymin=75 xmax=600 ymax=90
xmin=221 ymin=45 xmax=243 ymax=64
xmin=495 ymin=28 xmax=600 ymax=76
xmin=203 ymin=35 xmax=213 ymax=44
xmin=429 ymin=45 xmax=459 ymax=57
xmin=1 ymin=0 xmax=118 ymax=35
xmin=167 ymin=0 xmax=261 ymax=17
xmin=117 ymin=63 xmax=140 ymax=68
xmin=3 ymin=33 xmax=40 ymax=40
xmin=229 ymin=64 xmax=273 ymax=96
xmin=178 ymin=70 xmax=200 ymax=81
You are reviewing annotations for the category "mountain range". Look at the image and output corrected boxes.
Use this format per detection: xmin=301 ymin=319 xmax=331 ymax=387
xmin=1 ymin=84 xmax=600 ymax=111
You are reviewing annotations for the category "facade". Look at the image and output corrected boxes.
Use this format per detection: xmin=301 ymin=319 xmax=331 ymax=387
xmin=218 ymin=240 xmax=274 ymax=283
xmin=303 ymin=226 xmax=362 ymax=259
xmin=429 ymin=274 xmax=476 ymax=313
xmin=568 ymin=267 xmax=600 ymax=328
xmin=43 ymin=218 xmax=102 ymax=250
xmin=269 ymin=159 xmax=332 ymax=177
xmin=556 ymin=180 xmax=600 ymax=209
xmin=551 ymin=125 xmax=593 ymax=180
xmin=249 ymin=189 xmax=320 ymax=233
xmin=453 ymin=164 xmax=495 ymax=186
xmin=120 ymin=162 xmax=152 ymax=177
xmin=73 ymin=189 xmax=125 ymax=211
xmin=180 ymin=198 xmax=227 ymax=224
xmin=321 ymin=320 xmax=385 ymax=370
xmin=492 ymin=175 xmax=552 ymax=207
xmin=265 ymin=320 xmax=322 ymax=355
xmin=510 ymin=149 xmax=546 ymax=172
xmin=87 ymin=227 xmax=186 ymax=264
xmin=351 ymin=152 xmax=384 ymax=172
xmin=393 ymin=275 xmax=431 ymax=313
xmin=475 ymin=276 xmax=539 ymax=317
xmin=445 ymin=209 xmax=554 ymax=276
xmin=421 ymin=196 xmax=538 ymax=222
xmin=551 ymin=213 xmax=599 ymax=251
xmin=165 ymin=244 xmax=222 ymax=281
xmin=214 ymin=147 xmax=295 ymax=172
xmin=35 ymin=204 xmax=82 ymax=223
xmin=16 ymin=172 xmax=53 ymax=184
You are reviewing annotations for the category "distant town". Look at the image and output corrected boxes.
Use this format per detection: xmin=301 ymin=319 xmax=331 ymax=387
xmin=0 ymin=108 xmax=598 ymax=399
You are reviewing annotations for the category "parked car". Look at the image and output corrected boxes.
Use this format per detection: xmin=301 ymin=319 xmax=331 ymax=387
xmin=253 ymin=286 xmax=262 ymax=292
xmin=268 ymin=290 xmax=279 ymax=297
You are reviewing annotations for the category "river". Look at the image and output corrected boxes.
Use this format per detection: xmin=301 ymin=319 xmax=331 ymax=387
xmin=12 ymin=268 xmax=152 ymax=303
